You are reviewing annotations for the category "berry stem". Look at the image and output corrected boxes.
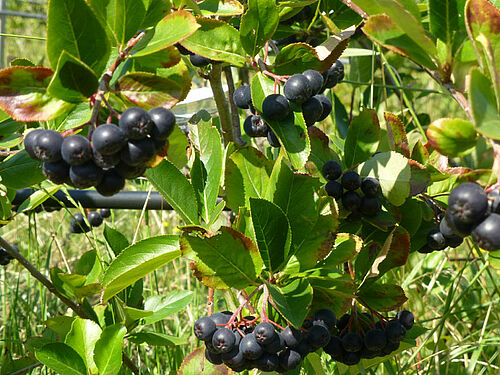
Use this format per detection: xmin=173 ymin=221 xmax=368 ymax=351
xmin=226 ymin=285 xmax=264 ymax=327
xmin=207 ymin=288 xmax=214 ymax=316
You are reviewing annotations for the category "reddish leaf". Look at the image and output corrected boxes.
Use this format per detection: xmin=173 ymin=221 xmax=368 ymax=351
xmin=0 ymin=67 xmax=74 ymax=121
xmin=358 ymin=283 xmax=408 ymax=312
xmin=384 ymin=112 xmax=410 ymax=158
xmin=178 ymin=347 xmax=233 ymax=375
xmin=409 ymin=160 xmax=431 ymax=196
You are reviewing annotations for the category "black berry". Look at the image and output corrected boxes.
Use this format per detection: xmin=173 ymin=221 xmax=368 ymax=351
xmin=342 ymin=171 xmax=361 ymax=191
xmin=306 ymin=324 xmax=330 ymax=350
xmin=284 ymin=74 xmax=313 ymax=104
xmin=96 ymin=169 xmax=125 ymax=197
xmin=314 ymin=309 xmax=337 ymax=332
xmin=233 ymin=85 xmax=252 ymax=109
xmin=341 ymin=332 xmax=363 ymax=352
xmin=364 ymin=329 xmax=387 ymax=351
xmin=254 ymin=322 xmax=276 ymax=345
xmin=190 ymin=54 xmax=212 ymax=67
xmin=61 ymin=135 xmax=92 ymax=166
xmin=360 ymin=197 xmax=382 ymax=217
xmin=267 ymin=130 xmax=280 ymax=147
xmin=342 ymin=191 xmax=362 ymax=211
xmin=42 ymin=161 xmax=70 ymax=185
xmin=448 ymin=183 xmax=488 ymax=224
xmin=361 ymin=177 xmax=380 ymax=197
xmin=262 ymin=94 xmax=290 ymax=121
xmin=325 ymin=180 xmax=343 ymax=199
xmin=322 ymin=160 xmax=342 ymax=181
xmin=24 ymin=129 xmax=44 ymax=159
xmin=315 ymin=94 xmax=332 ymax=121
xmin=426 ymin=229 xmax=447 ymax=250
xmin=93 ymin=150 xmax=121 ymax=169
xmin=301 ymin=96 xmax=323 ymax=126
xmin=33 ymin=130 xmax=63 ymax=162
xmin=115 ymin=161 xmax=146 ymax=180
xmin=471 ymin=213 xmax=500 ymax=251
xmin=91 ymin=124 xmax=126 ymax=155
xmin=119 ymin=107 xmax=153 ymax=140
xmin=149 ymin=107 xmax=176 ymax=139
xmin=70 ymin=213 xmax=90 ymax=234
xmin=121 ymin=139 xmax=156 ymax=166
xmin=87 ymin=211 xmax=103 ymax=227
xmin=212 ymin=328 xmax=236 ymax=353
xmin=99 ymin=208 xmax=111 ymax=218
xmin=243 ymin=115 xmax=268 ymax=137
xmin=194 ymin=317 xmax=217 ymax=341
xmin=69 ymin=161 xmax=103 ymax=188
xmin=303 ymin=69 xmax=324 ymax=95
xmin=385 ymin=320 xmax=406 ymax=343
xmin=278 ymin=349 xmax=301 ymax=371
xmin=397 ymin=310 xmax=414 ymax=330
xmin=239 ymin=333 xmax=263 ymax=360
xmin=205 ymin=349 xmax=223 ymax=365
xmin=282 ymin=326 xmax=303 ymax=348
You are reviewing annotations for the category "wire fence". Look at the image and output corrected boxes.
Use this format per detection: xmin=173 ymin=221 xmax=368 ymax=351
xmin=0 ymin=0 xmax=47 ymax=67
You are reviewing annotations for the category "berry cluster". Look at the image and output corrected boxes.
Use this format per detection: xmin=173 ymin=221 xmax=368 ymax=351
xmin=322 ymin=161 xmax=382 ymax=220
xmin=70 ymin=208 xmax=111 ymax=234
xmin=325 ymin=310 xmax=414 ymax=365
xmin=195 ymin=309 xmax=336 ymax=372
xmin=0 ymin=245 xmax=18 ymax=266
xmin=233 ymin=61 xmax=344 ymax=147
xmin=24 ymin=107 xmax=176 ymax=197
xmin=420 ymin=183 xmax=500 ymax=253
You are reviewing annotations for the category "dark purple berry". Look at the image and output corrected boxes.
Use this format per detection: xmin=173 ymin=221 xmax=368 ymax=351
xmin=121 ymin=138 xmax=156 ymax=166
xmin=194 ymin=316 xmax=217 ymax=341
xmin=233 ymin=85 xmax=252 ymax=109
xmin=262 ymin=94 xmax=290 ymax=121
xmin=149 ymin=107 xmax=176 ymax=139
xmin=342 ymin=171 xmax=361 ymax=191
xmin=69 ymin=161 xmax=103 ymax=188
xmin=33 ymin=129 xmax=63 ymax=162
xmin=91 ymin=124 xmax=126 ymax=155
xmin=306 ymin=324 xmax=330 ymax=350
xmin=471 ymin=213 xmax=500 ymax=251
xmin=190 ymin=54 xmax=212 ymax=67
xmin=267 ymin=130 xmax=280 ymax=147
xmin=209 ymin=312 xmax=231 ymax=326
xmin=243 ymin=115 xmax=268 ymax=137
xmin=397 ymin=310 xmax=414 ymax=330
xmin=282 ymin=326 xmax=303 ymax=348
xmin=426 ymin=229 xmax=447 ymax=250
xmin=343 ymin=350 xmax=361 ymax=365
xmin=24 ymin=129 xmax=44 ymax=159
xmin=314 ymin=309 xmax=337 ymax=332
xmin=96 ymin=169 xmax=125 ymax=197
xmin=385 ymin=319 xmax=406 ymax=343
xmin=284 ymin=74 xmax=313 ymax=104
xmin=115 ymin=161 xmax=145 ymax=180
xmin=364 ymin=329 xmax=387 ymax=351
xmin=325 ymin=180 xmax=343 ymax=199
xmin=99 ymin=208 xmax=111 ymax=218
xmin=324 ymin=335 xmax=344 ymax=359
xmin=212 ymin=328 xmax=236 ymax=353
xmin=303 ymin=69 xmax=324 ymax=95
xmin=360 ymin=197 xmax=382 ymax=217
xmin=315 ymin=94 xmax=332 ymax=121
xmin=448 ymin=183 xmax=488 ymax=224
xmin=42 ymin=161 xmax=70 ymax=185
xmin=278 ymin=349 xmax=301 ymax=371
xmin=254 ymin=322 xmax=276 ymax=345
xmin=205 ymin=349 xmax=223 ymax=365
xmin=342 ymin=332 xmax=363 ymax=352
xmin=61 ymin=135 xmax=92 ymax=166
xmin=343 ymin=191 xmax=362 ymax=211
xmin=361 ymin=177 xmax=380 ymax=197
xmin=301 ymin=96 xmax=323 ymax=126
xmin=93 ymin=150 xmax=121 ymax=169
xmin=119 ymin=107 xmax=153 ymax=140
xmin=87 ymin=211 xmax=103 ymax=227
xmin=239 ymin=333 xmax=263 ymax=360
xmin=322 ymin=160 xmax=342 ymax=181
xmin=70 ymin=213 xmax=90 ymax=234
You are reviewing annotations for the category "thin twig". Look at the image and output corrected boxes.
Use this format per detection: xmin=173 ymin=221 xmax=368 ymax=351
xmin=208 ymin=64 xmax=234 ymax=144
xmin=223 ymin=66 xmax=245 ymax=145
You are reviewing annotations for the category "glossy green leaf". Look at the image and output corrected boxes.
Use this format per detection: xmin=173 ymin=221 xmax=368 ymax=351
xmin=94 ymin=325 xmax=126 ymax=375
xmin=357 ymin=152 xmax=411 ymax=206
xmin=363 ymin=14 xmax=438 ymax=70
xmin=166 ymin=125 xmax=189 ymax=169
xmin=429 ymin=0 xmax=467 ymax=47
xmin=384 ymin=112 xmax=410 ymax=158
xmin=0 ymin=151 xmax=45 ymax=189
xmin=87 ymin=0 xmax=146 ymax=46
xmin=143 ymin=291 xmax=194 ymax=325
xmin=357 ymin=282 xmax=408 ymax=311
xmin=273 ymin=166 xmax=321 ymax=251
xmin=52 ymin=102 xmax=92 ymax=131
xmin=273 ymin=43 xmax=321 ymax=76
xmin=128 ymin=332 xmax=187 ymax=346
xmin=344 ymin=109 xmax=381 ymax=168
xmin=75 ymin=250 xmax=102 ymax=284
xmin=146 ymin=161 xmax=200 ymax=225
xmin=355 ymin=0 xmax=437 ymax=55
xmin=267 ymin=279 xmax=313 ymax=328
xmin=189 ymin=121 xmax=223 ymax=223
xmin=181 ymin=17 xmax=247 ymax=66
xmin=319 ymin=233 xmax=363 ymax=268
xmin=307 ymin=126 xmax=341 ymax=180
xmin=240 ymin=0 xmax=279 ymax=57
xmin=142 ymin=0 xmax=173 ymax=28
xmin=132 ymin=46 xmax=181 ymax=72
xmin=469 ymin=68 xmax=500 ymax=139
xmin=47 ymin=0 xmax=110 ymax=75
xmin=102 ymin=235 xmax=180 ymax=302
xmin=427 ymin=118 xmax=478 ymax=157
xmin=178 ymin=347 xmax=232 ymax=374
xmin=199 ymin=0 xmax=244 ymax=16
xmin=251 ymin=73 xmax=310 ymax=169
xmin=48 ymin=51 xmax=98 ymax=103
xmin=180 ymin=227 xmax=263 ymax=289
xmin=16 ymin=186 xmax=60 ymax=213
xmin=35 ymin=343 xmax=87 ymax=375
xmin=64 ymin=318 xmax=102 ymax=373
xmin=103 ymin=225 xmax=130 ymax=256
xmin=133 ymin=10 xmax=200 ymax=57
xmin=0 ymin=67 xmax=74 ymax=122
xmin=115 ymin=71 xmax=190 ymax=110
xmin=225 ymin=146 xmax=274 ymax=211
xmin=249 ymin=198 xmax=291 ymax=272
xmin=307 ymin=273 xmax=357 ymax=316
xmin=44 ymin=316 xmax=76 ymax=338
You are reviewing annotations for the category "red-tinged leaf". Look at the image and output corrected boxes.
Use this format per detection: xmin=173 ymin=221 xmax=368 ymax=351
xmin=357 ymin=283 xmax=408 ymax=312
xmin=363 ymin=14 xmax=438 ymax=70
xmin=367 ymin=226 xmax=410 ymax=279
xmin=455 ymin=168 xmax=494 ymax=187
xmin=178 ymin=347 xmax=233 ymax=375
xmin=114 ymin=71 xmax=189 ymax=110
xmin=0 ymin=67 xmax=74 ymax=121
xmin=180 ymin=227 xmax=264 ymax=290
xmin=384 ymin=112 xmax=410 ymax=158
xmin=409 ymin=160 xmax=431 ymax=196
xmin=427 ymin=118 xmax=478 ymax=157
xmin=411 ymin=140 xmax=430 ymax=164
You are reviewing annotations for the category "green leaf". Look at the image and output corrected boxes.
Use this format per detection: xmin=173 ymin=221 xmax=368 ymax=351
xmin=384 ymin=112 xmax=410 ymax=158
xmin=94 ymin=325 xmax=126 ymax=375
xmin=16 ymin=186 xmax=60 ymax=213
xmin=47 ymin=51 xmax=99 ymax=103
xmin=128 ymin=332 xmax=187 ymax=346
xmin=181 ymin=17 xmax=247 ymax=66
xmin=308 ymin=273 xmax=357 ymax=315
xmin=180 ymin=227 xmax=263 ymax=289
xmin=189 ymin=121 xmax=224 ymax=223
xmin=466 ymin=0 xmax=500 ymax=105
xmin=64 ymin=318 xmax=102 ymax=373
xmin=143 ymin=291 xmax=194 ymax=325
xmin=355 ymin=0 xmax=437 ymax=55
xmin=133 ymin=10 xmax=200 ymax=57
xmin=319 ymin=233 xmax=363 ymax=268
xmin=0 ymin=67 xmax=74 ymax=122
xmin=357 ymin=282 xmax=408 ymax=311
xmin=75 ymin=250 xmax=102 ymax=284
xmin=225 ymin=146 xmax=274 ymax=211
xmin=249 ymin=198 xmax=291 ymax=272
xmin=132 ymin=46 xmax=181 ymax=72
xmin=199 ymin=0 xmax=244 ymax=16
xmin=251 ymin=73 xmax=310 ymax=169
xmin=44 ymin=316 xmax=76 ymax=338
xmin=273 ymin=43 xmax=322 ymax=75
xmin=142 ymin=0 xmax=173 ymax=28
xmin=357 ymin=152 xmax=411 ymax=206
xmin=469 ymin=68 xmax=500 ymax=139
xmin=0 ymin=151 xmax=45 ymax=189
xmin=146 ymin=160 xmax=200 ymax=225
xmin=344 ymin=109 xmax=381 ymax=168
xmin=166 ymin=125 xmax=189 ymax=169
xmin=87 ymin=0 xmax=146 ymax=46
xmin=427 ymin=118 xmax=478 ymax=157
xmin=35 ymin=343 xmax=87 ymax=375
xmin=102 ymin=235 xmax=180 ymax=302
xmin=363 ymin=14 xmax=438 ymax=70
xmin=273 ymin=166 xmax=321 ymax=251
xmin=47 ymin=0 xmax=110 ymax=75
xmin=178 ymin=347 xmax=232 ymax=375
xmin=240 ymin=0 xmax=279 ymax=57
xmin=267 ymin=279 xmax=313 ymax=328
xmin=51 ymin=102 xmax=92 ymax=131
xmin=115 ymin=71 xmax=190 ymax=110
xmin=307 ymin=127 xmax=341 ymax=180
xmin=429 ymin=0 xmax=466 ymax=47
xmin=103 ymin=225 xmax=130 ymax=256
